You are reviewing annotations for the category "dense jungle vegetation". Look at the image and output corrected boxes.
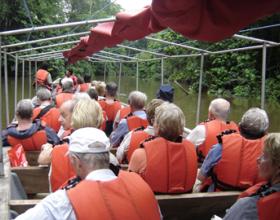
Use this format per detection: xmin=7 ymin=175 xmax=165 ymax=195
xmin=1 ymin=1 xmax=280 ymax=101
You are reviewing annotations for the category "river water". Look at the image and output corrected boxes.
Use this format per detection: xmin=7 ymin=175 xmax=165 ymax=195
xmin=1 ymin=75 xmax=280 ymax=132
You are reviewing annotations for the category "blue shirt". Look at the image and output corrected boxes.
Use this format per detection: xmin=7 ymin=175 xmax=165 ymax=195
xmin=200 ymin=143 xmax=222 ymax=177
xmin=110 ymin=110 xmax=147 ymax=147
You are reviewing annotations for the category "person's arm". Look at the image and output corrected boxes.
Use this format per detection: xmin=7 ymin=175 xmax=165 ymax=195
xmin=38 ymin=143 xmax=53 ymax=165
xmin=15 ymin=190 xmax=76 ymax=220
xmin=110 ymin=119 xmax=129 ymax=147
xmin=186 ymin=124 xmax=206 ymax=147
xmin=116 ymin=131 xmax=132 ymax=162
xmin=198 ymin=143 xmax=222 ymax=181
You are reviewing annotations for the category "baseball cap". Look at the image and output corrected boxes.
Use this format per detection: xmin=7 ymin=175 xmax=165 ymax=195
xmin=156 ymin=84 xmax=174 ymax=102
xmin=69 ymin=127 xmax=110 ymax=154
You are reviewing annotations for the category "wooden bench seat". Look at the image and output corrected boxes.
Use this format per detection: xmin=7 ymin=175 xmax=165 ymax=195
xmin=11 ymin=166 xmax=50 ymax=195
xmin=10 ymin=191 xmax=239 ymax=219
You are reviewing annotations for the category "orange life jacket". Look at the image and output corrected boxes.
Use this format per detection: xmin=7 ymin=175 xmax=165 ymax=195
xmin=98 ymin=100 xmax=122 ymax=121
xmin=119 ymin=106 xmax=131 ymax=120
xmin=239 ymin=182 xmax=280 ymax=220
xmin=197 ymin=119 xmax=238 ymax=161
xmin=55 ymin=92 xmax=74 ymax=108
xmin=67 ymin=171 xmax=160 ymax=220
xmin=7 ymin=130 xmax=47 ymax=151
xmin=126 ymin=114 xmax=148 ymax=131
xmin=35 ymin=69 xmax=49 ymax=85
xmin=32 ymin=106 xmax=61 ymax=132
xmin=79 ymin=83 xmax=91 ymax=92
xmin=50 ymin=143 xmax=76 ymax=192
xmin=127 ymin=129 xmax=150 ymax=162
xmin=213 ymin=133 xmax=264 ymax=191
xmin=141 ymin=137 xmax=197 ymax=193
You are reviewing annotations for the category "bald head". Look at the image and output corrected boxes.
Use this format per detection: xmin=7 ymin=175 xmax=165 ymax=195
xmin=208 ymin=98 xmax=230 ymax=121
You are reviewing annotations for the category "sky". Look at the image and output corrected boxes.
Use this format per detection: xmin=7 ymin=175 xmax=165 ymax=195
xmin=115 ymin=0 xmax=152 ymax=12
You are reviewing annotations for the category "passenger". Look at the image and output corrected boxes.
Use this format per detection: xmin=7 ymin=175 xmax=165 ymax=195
xmin=198 ymin=107 xmax=269 ymax=192
xmin=113 ymin=95 xmax=132 ymax=130
xmin=55 ymin=78 xmax=74 ymax=108
xmin=219 ymin=133 xmax=280 ymax=220
xmin=35 ymin=64 xmax=52 ymax=90
xmin=77 ymin=74 xmax=91 ymax=92
xmin=95 ymin=81 xmax=106 ymax=100
xmin=187 ymin=98 xmax=238 ymax=162
xmin=98 ymin=82 xmax=122 ymax=136
xmin=117 ymin=99 xmax=165 ymax=163
xmin=15 ymin=127 xmax=161 ymax=220
xmin=156 ymin=84 xmax=174 ymax=102
xmin=87 ymin=87 xmax=98 ymax=100
xmin=64 ymin=68 xmax=78 ymax=88
xmin=2 ymin=99 xmax=59 ymax=150
xmin=32 ymin=88 xmax=61 ymax=132
xmin=39 ymin=99 xmax=119 ymax=192
xmin=129 ymin=103 xmax=197 ymax=193
xmin=110 ymin=91 xmax=148 ymax=147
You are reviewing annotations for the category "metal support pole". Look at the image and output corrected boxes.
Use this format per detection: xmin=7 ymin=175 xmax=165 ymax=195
xmin=118 ymin=63 xmax=122 ymax=94
xmin=103 ymin=63 xmax=106 ymax=82
xmin=14 ymin=54 xmax=18 ymax=113
xmin=261 ymin=44 xmax=267 ymax=109
xmin=0 ymin=36 xmax=3 ymax=176
xmin=35 ymin=61 xmax=38 ymax=91
xmin=136 ymin=62 xmax=139 ymax=90
xmin=4 ymin=50 xmax=10 ymax=126
xmin=22 ymin=60 xmax=25 ymax=99
xmin=161 ymin=58 xmax=164 ymax=85
xmin=29 ymin=61 xmax=32 ymax=98
xmin=196 ymin=54 xmax=204 ymax=125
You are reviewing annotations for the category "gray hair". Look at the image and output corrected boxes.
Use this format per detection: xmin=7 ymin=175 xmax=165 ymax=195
xmin=154 ymin=102 xmax=185 ymax=141
xmin=16 ymin=99 xmax=33 ymax=120
xmin=209 ymin=98 xmax=230 ymax=121
xmin=128 ymin=91 xmax=147 ymax=110
xmin=36 ymin=88 xmax=51 ymax=101
xmin=73 ymin=92 xmax=91 ymax=101
xmin=71 ymin=152 xmax=109 ymax=170
xmin=62 ymin=79 xmax=73 ymax=91
xmin=240 ymin=107 xmax=269 ymax=137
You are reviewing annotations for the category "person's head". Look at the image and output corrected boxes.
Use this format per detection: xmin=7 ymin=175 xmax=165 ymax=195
xmin=87 ymin=88 xmax=98 ymax=100
xmin=105 ymin=82 xmax=118 ymax=97
xmin=128 ymin=91 xmax=147 ymax=111
xmin=84 ymin=74 xmax=91 ymax=83
xmin=61 ymin=78 xmax=74 ymax=92
xmin=59 ymin=100 xmax=76 ymax=130
xmin=154 ymin=103 xmax=185 ymax=141
xmin=73 ymin=92 xmax=91 ymax=101
xmin=95 ymin=81 xmax=106 ymax=97
xmin=36 ymin=88 xmax=51 ymax=103
xmin=40 ymin=64 xmax=48 ymax=71
xmin=258 ymin=133 xmax=280 ymax=184
xmin=156 ymin=84 xmax=174 ymax=102
xmin=66 ymin=69 xmax=73 ymax=77
xmin=145 ymin=99 xmax=165 ymax=125
xmin=208 ymin=98 xmax=230 ymax=121
xmin=15 ymin=99 xmax=33 ymax=121
xmin=69 ymin=127 xmax=110 ymax=179
xmin=239 ymin=107 xmax=269 ymax=139
xmin=71 ymin=99 xmax=103 ymax=130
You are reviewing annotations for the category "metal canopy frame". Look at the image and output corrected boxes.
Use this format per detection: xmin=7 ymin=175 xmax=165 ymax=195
xmin=0 ymin=16 xmax=280 ymax=178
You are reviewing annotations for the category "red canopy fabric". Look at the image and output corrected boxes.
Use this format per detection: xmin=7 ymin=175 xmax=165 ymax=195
xmin=64 ymin=0 xmax=280 ymax=64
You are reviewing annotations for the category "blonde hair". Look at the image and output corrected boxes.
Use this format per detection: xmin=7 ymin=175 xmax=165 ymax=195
xmin=154 ymin=103 xmax=185 ymax=141
xmin=146 ymin=99 xmax=165 ymax=125
xmin=264 ymin=133 xmax=280 ymax=168
xmin=95 ymin=81 xmax=106 ymax=96
xmin=71 ymin=99 xmax=103 ymax=129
